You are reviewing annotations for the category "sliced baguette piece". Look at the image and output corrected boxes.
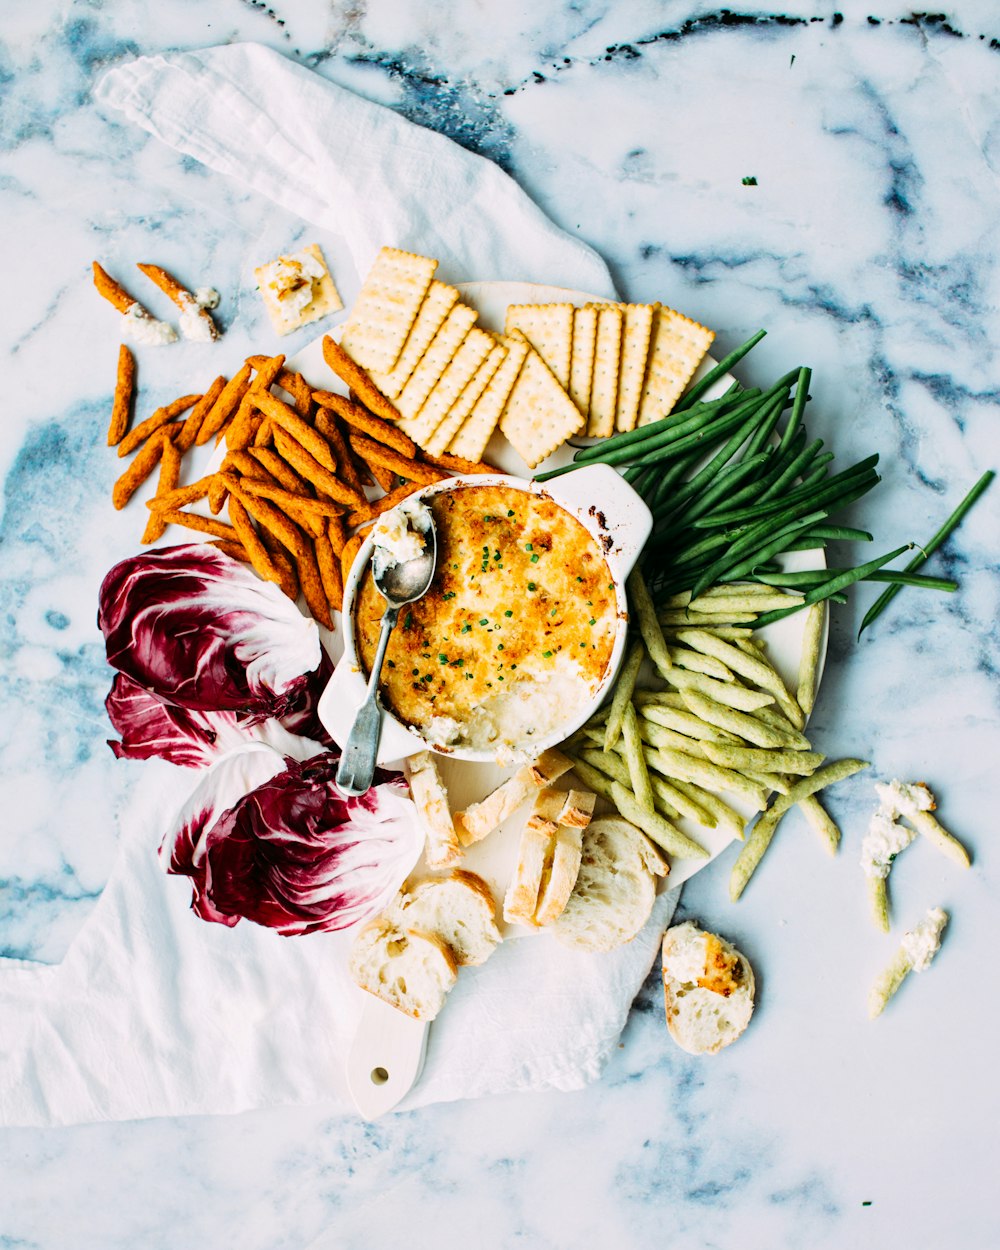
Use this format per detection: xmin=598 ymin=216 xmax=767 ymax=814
xmin=457 ymin=749 xmax=574 ymax=846
xmin=349 ymin=918 xmax=458 ymax=1021
xmin=399 ymin=870 xmax=501 ymax=967
xmin=661 ymin=921 xmax=755 ymax=1055
xmin=502 ymin=790 xmax=565 ymax=925
xmin=405 ymin=750 xmax=462 ymax=869
xmin=551 ymin=816 xmax=656 ymax=952
xmin=534 ymin=824 xmax=585 ymax=926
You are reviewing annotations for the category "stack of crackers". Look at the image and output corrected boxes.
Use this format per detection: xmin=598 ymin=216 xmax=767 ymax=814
xmin=338 ymin=246 xmax=716 ymax=469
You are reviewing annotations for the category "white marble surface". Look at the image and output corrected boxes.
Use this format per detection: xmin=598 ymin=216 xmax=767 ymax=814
xmin=1 ymin=2 xmax=998 ymax=1246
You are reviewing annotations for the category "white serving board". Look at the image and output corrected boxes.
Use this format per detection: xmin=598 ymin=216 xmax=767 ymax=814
xmin=288 ymin=282 xmax=827 ymax=1118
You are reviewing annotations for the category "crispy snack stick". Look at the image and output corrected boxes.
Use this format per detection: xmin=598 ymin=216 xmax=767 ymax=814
xmin=108 ymin=345 xmax=136 ymax=446
xmin=92 ymin=262 xmax=141 ymax=314
xmin=225 ymin=355 xmax=286 ymax=451
xmin=292 ymin=540 xmax=333 ymax=629
xmin=222 ymin=449 xmax=272 ymax=482
xmin=208 ymin=539 xmax=250 ymax=563
xmin=322 ymin=334 xmax=406 ymax=425
xmin=231 ymin=475 xmax=345 ymax=522
xmin=112 ymin=428 xmax=171 ymax=509
xmin=208 ymin=471 xmax=233 ymax=515
xmin=340 ymin=531 xmax=365 ymax=589
xmin=155 ymin=508 xmax=240 ymax=542
xmin=345 ymin=482 xmax=418 ymax=528
xmin=252 ymin=390 xmax=336 ymax=471
xmin=313 ymin=390 xmax=417 ymax=457
xmin=347 ymin=432 xmax=446 ymax=487
xmin=366 ymin=458 xmax=398 ymax=493
xmin=246 ymin=356 xmax=314 ymax=417
xmin=314 ymin=526 xmax=344 ymax=614
xmin=118 ymin=393 xmax=201 ymax=458
xmin=197 ymin=364 xmax=252 ymax=446
xmin=137 ymin=262 xmax=219 ymax=340
xmin=418 ymin=449 xmax=497 ymax=477
xmin=229 ymin=482 xmax=307 ymax=558
xmin=326 ymin=512 xmax=347 ymax=557
xmin=145 ymin=475 xmax=215 ymax=512
xmin=140 ymin=438 xmax=182 ymax=544
xmin=246 ymin=447 xmax=306 ymax=494
xmin=271 ymin=427 xmax=366 ymax=508
xmin=175 ymin=376 xmax=226 ymax=453
xmin=259 ymin=525 xmax=299 ymax=600
xmin=226 ymin=494 xmax=282 ymax=587
xmin=315 ymin=408 xmax=366 ymax=496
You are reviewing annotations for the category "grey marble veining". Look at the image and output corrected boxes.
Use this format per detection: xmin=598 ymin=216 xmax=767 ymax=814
xmin=1 ymin=3 xmax=999 ymax=1247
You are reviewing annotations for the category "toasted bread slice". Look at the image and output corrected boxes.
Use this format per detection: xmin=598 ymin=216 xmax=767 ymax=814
xmin=502 ymin=790 xmax=565 ymax=925
xmin=551 ymin=816 xmax=656 ymax=952
xmin=661 ymin=921 xmax=755 ymax=1054
xmin=457 ymin=749 xmax=573 ymax=846
xmin=349 ymin=918 xmax=458 ymax=1021
xmin=405 ymin=750 xmax=462 ymax=869
xmin=400 ymin=870 xmax=501 ymax=967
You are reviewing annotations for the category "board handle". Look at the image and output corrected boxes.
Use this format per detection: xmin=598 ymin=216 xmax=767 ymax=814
xmin=344 ymin=994 xmax=430 ymax=1120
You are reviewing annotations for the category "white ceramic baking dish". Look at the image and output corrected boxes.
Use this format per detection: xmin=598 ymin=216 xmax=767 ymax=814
xmin=317 ymin=462 xmax=652 ymax=764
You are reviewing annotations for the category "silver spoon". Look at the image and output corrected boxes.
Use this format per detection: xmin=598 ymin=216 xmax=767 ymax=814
xmin=335 ymin=517 xmax=438 ymax=797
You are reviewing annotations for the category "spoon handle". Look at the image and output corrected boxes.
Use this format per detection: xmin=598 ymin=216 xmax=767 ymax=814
xmin=335 ymin=606 xmax=399 ymax=797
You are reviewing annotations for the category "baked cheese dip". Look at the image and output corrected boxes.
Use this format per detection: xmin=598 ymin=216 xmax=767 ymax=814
xmin=355 ymin=483 xmax=618 ymax=756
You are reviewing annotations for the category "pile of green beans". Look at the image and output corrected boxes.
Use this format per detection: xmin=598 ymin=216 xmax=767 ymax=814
xmin=534 ymin=331 xmax=993 ymax=627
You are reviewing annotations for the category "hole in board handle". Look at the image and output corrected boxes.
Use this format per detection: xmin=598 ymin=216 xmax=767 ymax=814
xmin=370 ymin=1066 xmax=390 ymax=1085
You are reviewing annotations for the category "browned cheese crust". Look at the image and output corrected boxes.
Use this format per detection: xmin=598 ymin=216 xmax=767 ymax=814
xmin=355 ymin=484 xmax=617 ymax=738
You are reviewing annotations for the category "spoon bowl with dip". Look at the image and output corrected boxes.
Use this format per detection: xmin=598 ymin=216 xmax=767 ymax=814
xmin=335 ymin=504 xmax=438 ymax=797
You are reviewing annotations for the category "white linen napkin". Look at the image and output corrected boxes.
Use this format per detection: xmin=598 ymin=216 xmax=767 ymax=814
xmin=0 ymin=43 xmax=678 ymax=1127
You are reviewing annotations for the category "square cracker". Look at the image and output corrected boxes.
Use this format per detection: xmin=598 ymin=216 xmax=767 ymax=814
xmin=339 ymin=246 xmax=437 ymax=374
xmin=569 ymin=305 xmax=598 ymax=417
xmin=400 ymin=326 xmax=495 ymax=448
xmin=425 ymin=339 xmax=506 ymax=456
xmin=636 ymin=307 xmax=715 ymax=427
xmin=370 ymin=280 xmax=459 ymax=400
xmin=504 ymin=303 xmax=574 ymax=390
xmin=586 ymin=303 xmax=623 ymax=438
xmin=394 ymin=302 xmax=479 ymax=422
xmin=614 ymin=303 xmax=657 ymax=432
xmin=254 ymin=243 xmax=343 ymax=337
xmin=449 ymin=334 xmax=528 ymax=461
xmin=499 ymin=330 xmax=585 ymax=469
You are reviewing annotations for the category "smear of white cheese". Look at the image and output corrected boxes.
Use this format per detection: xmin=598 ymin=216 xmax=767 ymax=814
xmin=120 ymin=302 xmax=177 ymax=346
xmin=259 ymin=250 xmax=326 ymax=323
xmin=901 ymin=907 xmax=947 ymax=971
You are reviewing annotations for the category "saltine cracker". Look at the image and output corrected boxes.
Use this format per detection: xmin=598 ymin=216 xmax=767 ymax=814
xmin=569 ymin=305 xmax=598 ymax=417
xmin=425 ymin=339 xmax=506 ymax=457
xmin=449 ymin=334 xmax=528 ymax=461
xmin=395 ymin=301 xmax=478 ymax=422
xmin=339 ymin=246 xmax=437 ymax=374
xmin=504 ymin=303 xmax=574 ymax=390
xmin=254 ymin=243 xmax=343 ymax=337
xmin=586 ymin=303 xmax=624 ymax=438
xmin=401 ymin=326 xmax=494 ymax=448
xmin=370 ymin=280 xmax=459 ymax=400
xmin=614 ymin=303 xmax=657 ymax=432
xmin=499 ymin=330 xmax=585 ymax=469
xmin=637 ymin=307 xmax=715 ymax=427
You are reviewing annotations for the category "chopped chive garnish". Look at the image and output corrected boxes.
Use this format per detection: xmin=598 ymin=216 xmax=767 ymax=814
xmin=589 ymin=618 xmax=596 ymax=625
xmin=543 ymin=650 xmax=553 ymax=658
xmin=528 ymin=582 xmax=536 ymax=591
xmin=479 ymin=618 xmax=488 ymax=625
xmin=530 ymin=554 xmax=539 ymax=563
xmin=504 ymin=609 xmax=513 ymax=617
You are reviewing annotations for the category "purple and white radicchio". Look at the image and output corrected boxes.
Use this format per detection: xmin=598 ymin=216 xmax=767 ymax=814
xmin=99 ymin=544 xmax=326 ymax=722
xmin=161 ymin=753 xmax=421 ymax=935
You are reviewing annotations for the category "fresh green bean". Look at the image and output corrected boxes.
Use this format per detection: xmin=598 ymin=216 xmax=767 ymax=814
xmin=693 ymin=455 xmax=880 ymax=528
xmin=858 ymin=470 xmax=995 ymax=636
xmin=751 ymin=544 xmax=914 ymax=627
xmin=778 ymin=366 xmax=811 ymax=455
xmin=692 ymin=512 xmax=830 ymax=599
xmin=756 ymin=437 xmax=824 ymax=503
xmin=751 ymin=569 xmax=958 ymax=592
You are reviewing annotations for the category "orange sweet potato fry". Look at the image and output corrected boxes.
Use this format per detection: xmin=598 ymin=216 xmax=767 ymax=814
xmin=252 ymin=391 xmax=335 ymax=471
xmin=419 ymin=449 xmax=499 ymax=476
xmin=155 ymin=509 xmax=240 ymax=542
xmin=92 ymin=261 xmax=137 ymax=314
xmin=107 ymin=344 xmax=136 ymax=446
xmin=141 ymin=438 xmax=182 ymax=543
xmin=314 ymin=408 xmax=367 ymax=497
xmin=347 ymin=433 xmax=446 ymax=487
xmin=197 ymin=364 xmax=252 ymax=445
xmin=344 ymin=482 xmax=419 ymax=528
xmin=175 ymin=376 xmax=226 ymax=453
xmin=112 ymin=429 xmax=171 ymax=509
xmin=321 ymin=335 xmax=403 ymax=425
xmin=271 ymin=427 xmax=366 ymax=508
xmin=227 ymin=494 xmax=283 ymax=587
xmin=314 ymin=528 xmax=344 ymax=615
xmin=312 ymin=391 xmax=417 ymax=458
xmin=340 ymin=531 xmax=365 ymax=592
xmin=118 ymin=394 xmax=201 ymax=458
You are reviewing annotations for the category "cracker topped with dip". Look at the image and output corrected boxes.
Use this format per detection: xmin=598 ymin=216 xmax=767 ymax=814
xmin=354 ymin=482 xmax=618 ymax=757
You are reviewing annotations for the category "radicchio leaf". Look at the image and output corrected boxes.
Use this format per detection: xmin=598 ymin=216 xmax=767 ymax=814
xmin=98 ymin=544 xmax=325 ymax=722
xmin=177 ymin=754 xmax=421 ymax=936
xmin=159 ymin=738 xmax=327 ymax=924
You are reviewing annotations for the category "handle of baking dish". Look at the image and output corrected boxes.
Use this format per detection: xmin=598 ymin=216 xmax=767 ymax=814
xmin=317 ymin=655 xmax=425 ymax=765
xmin=545 ymin=463 xmax=653 ymax=579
